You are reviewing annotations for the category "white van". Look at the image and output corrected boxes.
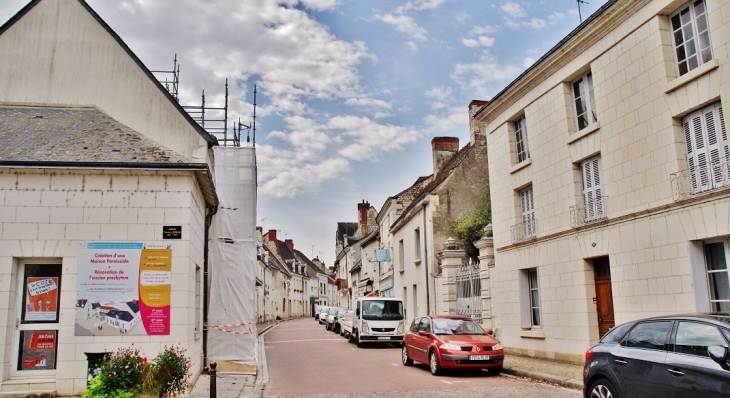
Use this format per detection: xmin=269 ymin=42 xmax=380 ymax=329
xmin=352 ymin=297 xmax=405 ymax=347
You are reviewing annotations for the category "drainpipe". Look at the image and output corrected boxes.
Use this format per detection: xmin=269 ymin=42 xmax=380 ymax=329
xmin=422 ymin=200 xmax=431 ymax=315
xmin=202 ymin=204 xmax=217 ymax=369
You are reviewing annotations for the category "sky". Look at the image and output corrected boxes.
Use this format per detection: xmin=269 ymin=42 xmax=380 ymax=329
xmin=1 ymin=0 xmax=609 ymax=268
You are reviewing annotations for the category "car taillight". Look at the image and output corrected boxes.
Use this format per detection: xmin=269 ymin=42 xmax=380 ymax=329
xmin=584 ymin=348 xmax=594 ymax=363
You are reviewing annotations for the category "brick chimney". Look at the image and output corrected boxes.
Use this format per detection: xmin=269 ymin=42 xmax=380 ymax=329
xmin=431 ymin=137 xmax=459 ymax=175
xmin=357 ymin=200 xmax=370 ymax=225
xmin=268 ymin=229 xmax=277 ymax=242
xmin=285 ymin=239 xmax=294 ymax=253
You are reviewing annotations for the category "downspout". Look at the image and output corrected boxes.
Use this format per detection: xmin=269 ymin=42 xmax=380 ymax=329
xmin=202 ymin=203 xmax=217 ymax=369
xmin=422 ymin=200 xmax=431 ymax=315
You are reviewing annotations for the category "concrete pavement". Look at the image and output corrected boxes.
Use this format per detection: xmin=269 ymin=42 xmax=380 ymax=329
xmin=187 ymin=319 xmax=585 ymax=397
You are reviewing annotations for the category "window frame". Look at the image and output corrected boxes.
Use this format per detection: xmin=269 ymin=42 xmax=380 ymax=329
xmin=519 ymin=268 xmax=541 ymax=329
xmin=514 ymin=114 xmax=530 ymax=163
xmin=580 ymin=155 xmax=606 ymax=222
xmin=571 ymin=71 xmax=597 ymax=131
xmin=670 ymin=0 xmax=713 ymax=77
xmin=414 ymin=228 xmax=421 ymax=261
xmin=519 ymin=185 xmax=536 ymax=239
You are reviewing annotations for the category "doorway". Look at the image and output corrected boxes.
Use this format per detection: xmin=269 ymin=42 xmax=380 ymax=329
xmin=592 ymin=256 xmax=615 ymax=338
xmin=12 ymin=262 xmax=62 ymax=378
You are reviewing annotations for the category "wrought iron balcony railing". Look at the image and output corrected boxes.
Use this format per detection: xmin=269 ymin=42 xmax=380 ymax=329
xmin=511 ymin=218 xmax=537 ymax=244
xmin=570 ymin=196 xmax=608 ymax=228
xmin=671 ymin=159 xmax=730 ymax=201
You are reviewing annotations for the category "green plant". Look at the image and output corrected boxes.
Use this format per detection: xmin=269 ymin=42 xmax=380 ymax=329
xmin=451 ymin=185 xmax=492 ymax=260
xmin=97 ymin=346 xmax=149 ymax=396
xmin=152 ymin=345 xmax=192 ymax=397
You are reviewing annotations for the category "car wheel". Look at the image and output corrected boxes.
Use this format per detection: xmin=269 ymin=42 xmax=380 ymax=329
xmin=356 ymin=331 xmax=363 ymax=348
xmin=348 ymin=331 xmax=354 ymax=343
xmin=401 ymin=345 xmax=413 ymax=366
xmin=429 ymin=350 xmax=443 ymax=376
xmin=588 ymin=379 xmax=618 ymax=398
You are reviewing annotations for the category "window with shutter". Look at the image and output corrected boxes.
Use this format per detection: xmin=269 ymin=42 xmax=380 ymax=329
xmin=520 ymin=185 xmax=535 ymax=239
xmin=683 ymin=103 xmax=728 ymax=194
xmin=581 ymin=155 xmax=606 ymax=222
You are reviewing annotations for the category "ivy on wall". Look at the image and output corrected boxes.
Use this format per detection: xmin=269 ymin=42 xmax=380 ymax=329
xmin=451 ymin=185 xmax=491 ymax=260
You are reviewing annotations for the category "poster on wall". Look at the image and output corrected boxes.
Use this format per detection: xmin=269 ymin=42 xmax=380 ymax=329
xmin=18 ymin=330 xmax=57 ymax=370
xmin=23 ymin=277 xmax=60 ymax=322
xmin=75 ymin=242 xmax=172 ymax=336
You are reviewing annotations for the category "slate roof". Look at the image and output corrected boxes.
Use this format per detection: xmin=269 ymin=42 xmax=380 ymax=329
xmin=0 ymin=106 xmax=190 ymax=163
xmin=336 ymin=222 xmax=358 ymax=246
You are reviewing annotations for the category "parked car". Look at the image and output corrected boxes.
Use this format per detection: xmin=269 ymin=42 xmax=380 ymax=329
xmin=402 ymin=315 xmax=503 ymax=376
xmin=341 ymin=310 xmax=354 ymax=339
xmin=325 ymin=306 xmax=343 ymax=331
xmin=332 ymin=307 xmax=348 ymax=334
xmin=317 ymin=306 xmax=330 ymax=324
xmin=583 ymin=314 xmax=730 ymax=398
xmin=353 ymin=297 xmax=406 ymax=347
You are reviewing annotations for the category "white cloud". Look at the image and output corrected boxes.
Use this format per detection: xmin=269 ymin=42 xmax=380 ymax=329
xmin=450 ymin=51 xmax=519 ymax=95
xmin=523 ymin=57 xmax=536 ymax=68
xmin=461 ymin=36 xmax=495 ymax=47
xmin=471 ymin=25 xmax=498 ymax=35
xmin=332 ymin=116 xmax=421 ymax=161
xmin=500 ymin=2 xmax=526 ymax=18
xmin=425 ymin=86 xmax=454 ymax=111
xmin=298 ymin=0 xmax=341 ymax=12
xmin=375 ymin=13 xmax=428 ymax=42
xmin=396 ymin=0 xmax=448 ymax=13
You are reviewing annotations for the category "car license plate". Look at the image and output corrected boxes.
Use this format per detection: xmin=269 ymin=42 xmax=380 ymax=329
xmin=378 ymin=337 xmax=390 ymax=340
xmin=468 ymin=355 xmax=490 ymax=360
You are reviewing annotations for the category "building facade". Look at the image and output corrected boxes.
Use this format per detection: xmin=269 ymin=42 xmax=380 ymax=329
xmin=475 ymin=0 xmax=730 ymax=362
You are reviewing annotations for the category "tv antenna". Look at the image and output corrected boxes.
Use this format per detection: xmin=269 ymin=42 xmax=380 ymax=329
xmin=577 ymin=0 xmax=589 ymax=23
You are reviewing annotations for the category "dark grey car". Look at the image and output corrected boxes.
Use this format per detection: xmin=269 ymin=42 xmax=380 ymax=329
xmin=583 ymin=314 xmax=730 ymax=398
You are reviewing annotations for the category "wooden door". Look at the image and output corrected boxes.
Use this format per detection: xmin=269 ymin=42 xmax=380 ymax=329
xmin=593 ymin=257 xmax=615 ymax=337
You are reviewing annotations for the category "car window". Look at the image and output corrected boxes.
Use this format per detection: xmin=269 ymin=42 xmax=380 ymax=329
xmin=624 ymin=321 xmax=671 ymax=350
xmin=409 ymin=318 xmax=421 ymax=333
xmin=417 ymin=318 xmax=430 ymax=333
xmin=432 ymin=319 xmax=485 ymax=335
xmin=674 ymin=321 xmax=728 ymax=358
xmin=601 ymin=322 xmax=633 ymax=343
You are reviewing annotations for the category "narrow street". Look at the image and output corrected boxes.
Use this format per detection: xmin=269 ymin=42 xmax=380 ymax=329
xmin=262 ymin=318 xmax=580 ymax=397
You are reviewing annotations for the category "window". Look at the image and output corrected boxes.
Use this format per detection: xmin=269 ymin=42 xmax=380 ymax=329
xmin=519 ymin=268 xmax=541 ymax=329
xmin=514 ymin=115 xmax=530 ymax=163
xmin=683 ymin=103 xmax=728 ymax=194
xmin=414 ymin=228 xmax=421 ymax=261
xmin=572 ymin=71 xmax=597 ymax=130
xmin=398 ymin=240 xmax=405 ymax=271
xmin=581 ymin=155 xmax=606 ymax=222
xmin=670 ymin=0 xmax=713 ymax=76
xmin=704 ymin=241 xmax=730 ymax=312
xmin=624 ymin=321 xmax=672 ymax=350
xmin=674 ymin=321 xmax=727 ymax=357
xmin=520 ymin=185 xmax=536 ymax=239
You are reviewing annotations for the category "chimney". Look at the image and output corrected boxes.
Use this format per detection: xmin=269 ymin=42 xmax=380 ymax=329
xmin=268 ymin=229 xmax=277 ymax=242
xmin=469 ymin=100 xmax=488 ymax=145
xmin=285 ymin=239 xmax=294 ymax=253
xmin=357 ymin=200 xmax=370 ymax=225
xmin=431 ymin=137 xmax=459 ymax=175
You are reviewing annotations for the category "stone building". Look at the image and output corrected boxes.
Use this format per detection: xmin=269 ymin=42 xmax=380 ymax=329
xmin=474 ymin=0 xmax=730 ymax=363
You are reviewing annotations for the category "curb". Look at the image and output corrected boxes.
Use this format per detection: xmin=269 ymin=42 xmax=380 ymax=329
xmin=502 ymin=367 xmax=583 ymax=391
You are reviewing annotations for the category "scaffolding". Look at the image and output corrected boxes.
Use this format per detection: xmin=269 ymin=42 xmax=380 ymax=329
xmin=151 ymin=55 xmax=257 ymax=147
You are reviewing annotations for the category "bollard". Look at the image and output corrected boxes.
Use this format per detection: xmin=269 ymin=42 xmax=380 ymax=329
xmin=210 ymin=362 xmax=217 ymax=398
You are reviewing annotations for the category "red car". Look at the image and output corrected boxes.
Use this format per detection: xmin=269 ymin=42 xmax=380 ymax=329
xmin=401 ymin=315 xmax=504 ymax=375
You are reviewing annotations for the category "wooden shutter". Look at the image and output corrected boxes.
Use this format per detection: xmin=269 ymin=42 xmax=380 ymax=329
xmin=581 ymin=156 xmax=603 ymax=221
xmin=519 ymin=270 xmax=531 ymax=328
xmin=684 ymin=104 xmax=728 ymax=194
xmin=520 ymin=186 xmax=535 ymax=238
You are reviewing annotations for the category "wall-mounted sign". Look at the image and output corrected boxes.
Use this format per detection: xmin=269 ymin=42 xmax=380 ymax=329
xmin=75 ymin=242 xmax=171 ymax=336
xmin=19 ymin=330 xmax=57 ymax=370
xmin=21 ymin=264 xmax=62 ymax=324
xmin=374 ymin=249 xmax=391 ymax=262
xmin=162 ymin=226 xmax=182 ymax=240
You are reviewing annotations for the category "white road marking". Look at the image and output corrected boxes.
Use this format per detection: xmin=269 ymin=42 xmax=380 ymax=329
xmin=440 ymin=380 xmax=470 ymax=385
xmin=392 ymin=363 xmax=399 ymax=366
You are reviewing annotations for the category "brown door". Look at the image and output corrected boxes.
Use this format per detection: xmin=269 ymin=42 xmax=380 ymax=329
xmin=593 ymin=257 xmax=615 ymax=337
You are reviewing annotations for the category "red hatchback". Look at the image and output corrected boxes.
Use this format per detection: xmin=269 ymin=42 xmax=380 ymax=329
xmin=402 ymin=315 xmax=504 ymax=375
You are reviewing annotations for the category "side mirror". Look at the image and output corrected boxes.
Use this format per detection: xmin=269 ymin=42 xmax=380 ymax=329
xmin=708 ymin=346 xmax=730 ymax=369
xmin=356 ymin=308 xmax=360 ymax=316
xmin=487 ymin=329 xmax=494 ymax=336
xmin=418 ymin=330 xmax=430 ymax=337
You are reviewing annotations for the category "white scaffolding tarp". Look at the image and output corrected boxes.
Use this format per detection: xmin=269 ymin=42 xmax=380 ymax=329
xmin=207 ymin=146 xmax=257 ymax=362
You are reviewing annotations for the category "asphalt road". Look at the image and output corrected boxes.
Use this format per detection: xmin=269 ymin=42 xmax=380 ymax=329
xmin=262 ymin=317 xmax=580 ymax=397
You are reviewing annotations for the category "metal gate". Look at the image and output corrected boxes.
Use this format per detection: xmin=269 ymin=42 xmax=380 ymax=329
xmin=456 ymin=259 xmax=482 ymax=322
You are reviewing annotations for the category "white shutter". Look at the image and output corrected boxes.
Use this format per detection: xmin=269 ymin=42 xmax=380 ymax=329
xmin=518 ymin=270 xmax=531 ymax=328
xmin=581 ymin=156 xmax=603 ymax=222
xmin=520 ymin=186 xmax=535 ymax=238
xmin=684 ymin=104 xmax=729 ymax=194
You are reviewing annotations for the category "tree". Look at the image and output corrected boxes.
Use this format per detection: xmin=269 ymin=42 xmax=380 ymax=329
xmin=451 ymin=185 xmax=491 ymax=260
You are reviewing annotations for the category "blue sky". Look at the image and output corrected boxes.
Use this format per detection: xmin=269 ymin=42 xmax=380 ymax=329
xmin=1 ymin=0 xmax=608 ymax=267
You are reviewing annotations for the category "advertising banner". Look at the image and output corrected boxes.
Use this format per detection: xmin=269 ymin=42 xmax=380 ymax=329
xmin=19 ymin=330 xmax=56 ymax=370
xmin=75 ymin=242 xmax=171 ymax=336
xmin=24 ymin=277 xmax=59 ymax=322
